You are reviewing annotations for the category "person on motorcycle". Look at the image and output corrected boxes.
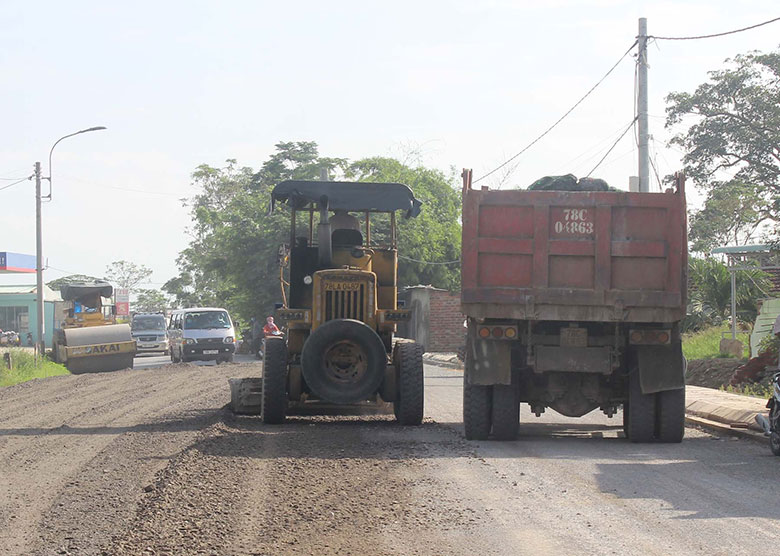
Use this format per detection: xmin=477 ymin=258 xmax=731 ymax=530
xmin=263 ymin=316 xmax=281 ymax=336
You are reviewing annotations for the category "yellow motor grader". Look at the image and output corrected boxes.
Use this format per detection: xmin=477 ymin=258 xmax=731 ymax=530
xmin=230 ymin=180 xmax=425 ymax=425
xmin=53 ymin=282 xmax=136 ymax=373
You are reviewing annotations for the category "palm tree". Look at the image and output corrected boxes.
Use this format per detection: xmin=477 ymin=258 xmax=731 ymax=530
xmin=684 ymin=257 xmax=772 ymax=331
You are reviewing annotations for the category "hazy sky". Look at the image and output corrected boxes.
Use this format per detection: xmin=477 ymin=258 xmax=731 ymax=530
xmin=1 ymin=1 xmax=778 ymax=289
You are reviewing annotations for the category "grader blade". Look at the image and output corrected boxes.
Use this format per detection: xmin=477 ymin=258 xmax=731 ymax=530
xmin=229 ymin=377 xmax=263 ymax=415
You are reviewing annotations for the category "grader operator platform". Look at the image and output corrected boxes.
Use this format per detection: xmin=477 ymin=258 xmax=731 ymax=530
xmin=231 ymin=180 xmax=425 ymax=425
xmin=53 ymin=282 xmax=136 ymax=373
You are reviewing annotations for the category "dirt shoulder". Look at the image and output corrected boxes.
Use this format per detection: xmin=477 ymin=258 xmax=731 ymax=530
xmin=0 ymin=362 xmax=501 ymax=556
xmin=0 ymin=362 xmax=259 ymax=556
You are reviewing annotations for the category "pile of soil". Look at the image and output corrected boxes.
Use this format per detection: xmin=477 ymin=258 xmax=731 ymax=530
xmin=685 ymin=358 xmax=743 ymax=389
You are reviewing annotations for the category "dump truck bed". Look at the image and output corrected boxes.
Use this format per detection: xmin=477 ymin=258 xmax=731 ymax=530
xmin=461 ymin=184 xmax=687 ymax=323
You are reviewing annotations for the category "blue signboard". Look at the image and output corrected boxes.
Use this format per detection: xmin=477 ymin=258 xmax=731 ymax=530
xmin=0 ymin=252 xmax=36 ymax=273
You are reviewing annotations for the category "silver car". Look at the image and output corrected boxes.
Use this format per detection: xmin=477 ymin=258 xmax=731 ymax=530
xmin=167 ymin=307 xmax=236 ymax=364
xmin=131 ymin=313 xmax=169 ymax=354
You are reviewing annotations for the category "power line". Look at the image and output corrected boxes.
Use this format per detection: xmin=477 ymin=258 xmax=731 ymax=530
xmin=586 ymin=116 xmax=638 ymax=177
xmin=0 ymin=175 xmax=32 ymax=192
xmin=398 ymin=255 xmax=460 ymax=266
xmin=0 ymin=176 xmax=29 ymax=181
xmin=649 ymin=16 xmax=780 ymax=41
xmin=475 ymin=39 xmax=638 ymax=185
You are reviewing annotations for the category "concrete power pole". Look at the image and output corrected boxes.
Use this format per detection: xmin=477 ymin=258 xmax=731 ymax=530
xmin=34 ymin=161 xmax=45 ymax=356
xmin=637 ymin=17 xmax=650 ymax=192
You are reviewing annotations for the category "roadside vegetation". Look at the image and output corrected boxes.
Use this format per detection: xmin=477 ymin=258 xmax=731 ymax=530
xmin=0 ymin=349 xmax=70 ymax=387
xmin=163 ymin=142 xmax=462 ymax=325
xmin=682 ymin=324 xmax=750 ymax=360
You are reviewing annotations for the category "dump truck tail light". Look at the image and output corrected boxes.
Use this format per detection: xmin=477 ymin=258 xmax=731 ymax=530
xmin=628 ymin=329 xmax=672 ymax=345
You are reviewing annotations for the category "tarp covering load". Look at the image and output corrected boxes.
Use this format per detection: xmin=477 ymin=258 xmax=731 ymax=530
xmin=527 ymin=174 xmax=615 ymax=191
xmin=60 ymin=282 xmax=114 ymax=302
xmin=271 ymin=180 xmax=423 ymax=218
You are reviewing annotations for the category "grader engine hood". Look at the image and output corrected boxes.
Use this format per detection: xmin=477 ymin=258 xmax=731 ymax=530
xmin=313 ymin=270 xmax=376 ymax=328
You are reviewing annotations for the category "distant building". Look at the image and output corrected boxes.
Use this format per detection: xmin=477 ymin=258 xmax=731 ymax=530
xmin=0 ymin=285 xmax=63 ymax=346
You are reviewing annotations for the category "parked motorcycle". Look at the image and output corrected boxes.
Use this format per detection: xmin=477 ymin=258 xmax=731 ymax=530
xmin=755 ymin=372 xmax=780 ymax=456
xmin=0 ymin=330 xmax=21 ymax=346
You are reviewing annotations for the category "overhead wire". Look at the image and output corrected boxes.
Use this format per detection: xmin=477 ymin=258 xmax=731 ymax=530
xmin=0 ymin=175 xmax=32 ymax=192
xmin=585 ymin=116 xmax=638 ymax=177
xmin=555 ymin=119 xmax=640 ymax=175
xmin=474 ymin=39 xmax=639 ymax=185
xmin=398 ymin=255 xmax=460 ymax=266
xmin=649 ymin=16 xmax=780 ymax=41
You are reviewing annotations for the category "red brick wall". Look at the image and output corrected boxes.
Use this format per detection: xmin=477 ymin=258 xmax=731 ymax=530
xmin=427 ymin=289 xmax=465 ymax=352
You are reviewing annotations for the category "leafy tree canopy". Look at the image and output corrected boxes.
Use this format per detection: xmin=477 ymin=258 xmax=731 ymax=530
xmin=688 ymin=180 xmax=767 ymax=253
xmin=665 ymin=48 xmax=780 ymax=245
xmin=164 ymin=142 xmax=462 ymax=325
xmin=133 ymin=289 xmax=170 ymax=313
xmin=105 ymin=260 xmax=153 ymax=291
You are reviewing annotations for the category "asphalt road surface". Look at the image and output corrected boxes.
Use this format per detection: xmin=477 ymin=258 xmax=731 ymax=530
xmin=0 ymin=358 xmax=778 ymax=555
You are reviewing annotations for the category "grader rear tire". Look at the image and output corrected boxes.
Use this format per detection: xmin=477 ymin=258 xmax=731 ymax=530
xmin=394 ymin=342 xmax=424 ymax=426
xmin=261 ymin=337 xmax=288 ymax=424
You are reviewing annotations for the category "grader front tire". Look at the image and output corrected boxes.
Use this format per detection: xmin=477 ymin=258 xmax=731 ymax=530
xmin=261 ymin=337 xmax=288 ymax=424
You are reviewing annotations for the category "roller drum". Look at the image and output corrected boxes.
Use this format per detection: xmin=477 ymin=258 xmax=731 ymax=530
xmin=62 ymin=324 xmax=135 ymax=374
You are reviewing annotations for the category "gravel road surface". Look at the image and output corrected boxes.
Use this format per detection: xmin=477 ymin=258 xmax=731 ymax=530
xmin=1 ymin=359 xmax=778 ymax=555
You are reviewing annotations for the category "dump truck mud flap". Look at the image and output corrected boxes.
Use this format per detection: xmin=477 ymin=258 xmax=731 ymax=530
xmin=466 ymin=330 xmax=511 ymax=386
xmin=636 ymin=342 xmax=685 ymax=394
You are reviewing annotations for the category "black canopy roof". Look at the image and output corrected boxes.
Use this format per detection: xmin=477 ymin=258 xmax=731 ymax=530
xmin=271 ymin=180 xmax=422 ymax=218
xmin=60 ymin=281 xmax=114 ymax=301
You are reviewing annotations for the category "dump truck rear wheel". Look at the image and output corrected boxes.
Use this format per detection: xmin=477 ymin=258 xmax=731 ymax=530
xmin=301 ymin=319 xmax=386 ymax=405
xmin=656 ymin=387 xmax=685 ymax=443
xmin=622 ymin=402 xmax=630 ymax=440
xmin=262 ymin=337 xmax=288 ymax=424
xmin=394 ymin=342 xmax=424 ymax=426
xmin=491 ymin=384 xmax=519 ymax=441
xmin=628 ymin=363 xmax=656 ymax=443
xmin=464 ymin=381 xmax=492 ymax=440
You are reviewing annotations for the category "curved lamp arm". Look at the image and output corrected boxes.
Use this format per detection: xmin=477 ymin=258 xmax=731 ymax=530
xmin=45 ymin=126 xmax=107 ymax=199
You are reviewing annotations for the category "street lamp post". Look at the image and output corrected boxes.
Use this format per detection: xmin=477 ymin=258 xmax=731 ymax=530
xmin=35 ymin=126 xmax=107 ymax=356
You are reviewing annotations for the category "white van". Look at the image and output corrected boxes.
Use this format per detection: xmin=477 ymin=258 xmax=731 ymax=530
xmin=168 ymin=307 xmax=236 ymax=364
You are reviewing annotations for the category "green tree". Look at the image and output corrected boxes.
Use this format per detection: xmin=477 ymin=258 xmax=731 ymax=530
xmin=665 ymin=48 xmax=780 ymax=244
xmin=684 ymin=257 xmax=772 ymax=331
xmin=105 ymin=260 xmax=153 ymax=292
xmin=346 ymin=157 xmax=461 ymax=290
xmin=688 ymin=180 xmax=767 ymax=253
xmin=134 ymin=289 xmax=169 ymax=313
xmin=164 ymin=142 xmax=462 ymax=324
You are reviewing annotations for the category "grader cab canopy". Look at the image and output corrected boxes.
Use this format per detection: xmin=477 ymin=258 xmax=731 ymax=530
xmin=271 ymin=180 xmax=423 ymax=217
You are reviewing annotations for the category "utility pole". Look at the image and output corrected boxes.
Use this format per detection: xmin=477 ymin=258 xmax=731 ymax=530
xmin=637 ymin=17 xmax=650 ymax=192
xmin=34 ymin=161 xmax=45 ymax=356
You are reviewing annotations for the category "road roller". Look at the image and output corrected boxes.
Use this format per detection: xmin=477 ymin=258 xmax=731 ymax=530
xmin=230 ymin=179 xmax=426 ymax=425
xmin=53 ymin=282 xmax=136 ymax=373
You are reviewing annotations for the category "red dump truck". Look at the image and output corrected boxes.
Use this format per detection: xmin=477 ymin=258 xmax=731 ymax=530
xmin=460 ymin=170 xmax=688 ymax=442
